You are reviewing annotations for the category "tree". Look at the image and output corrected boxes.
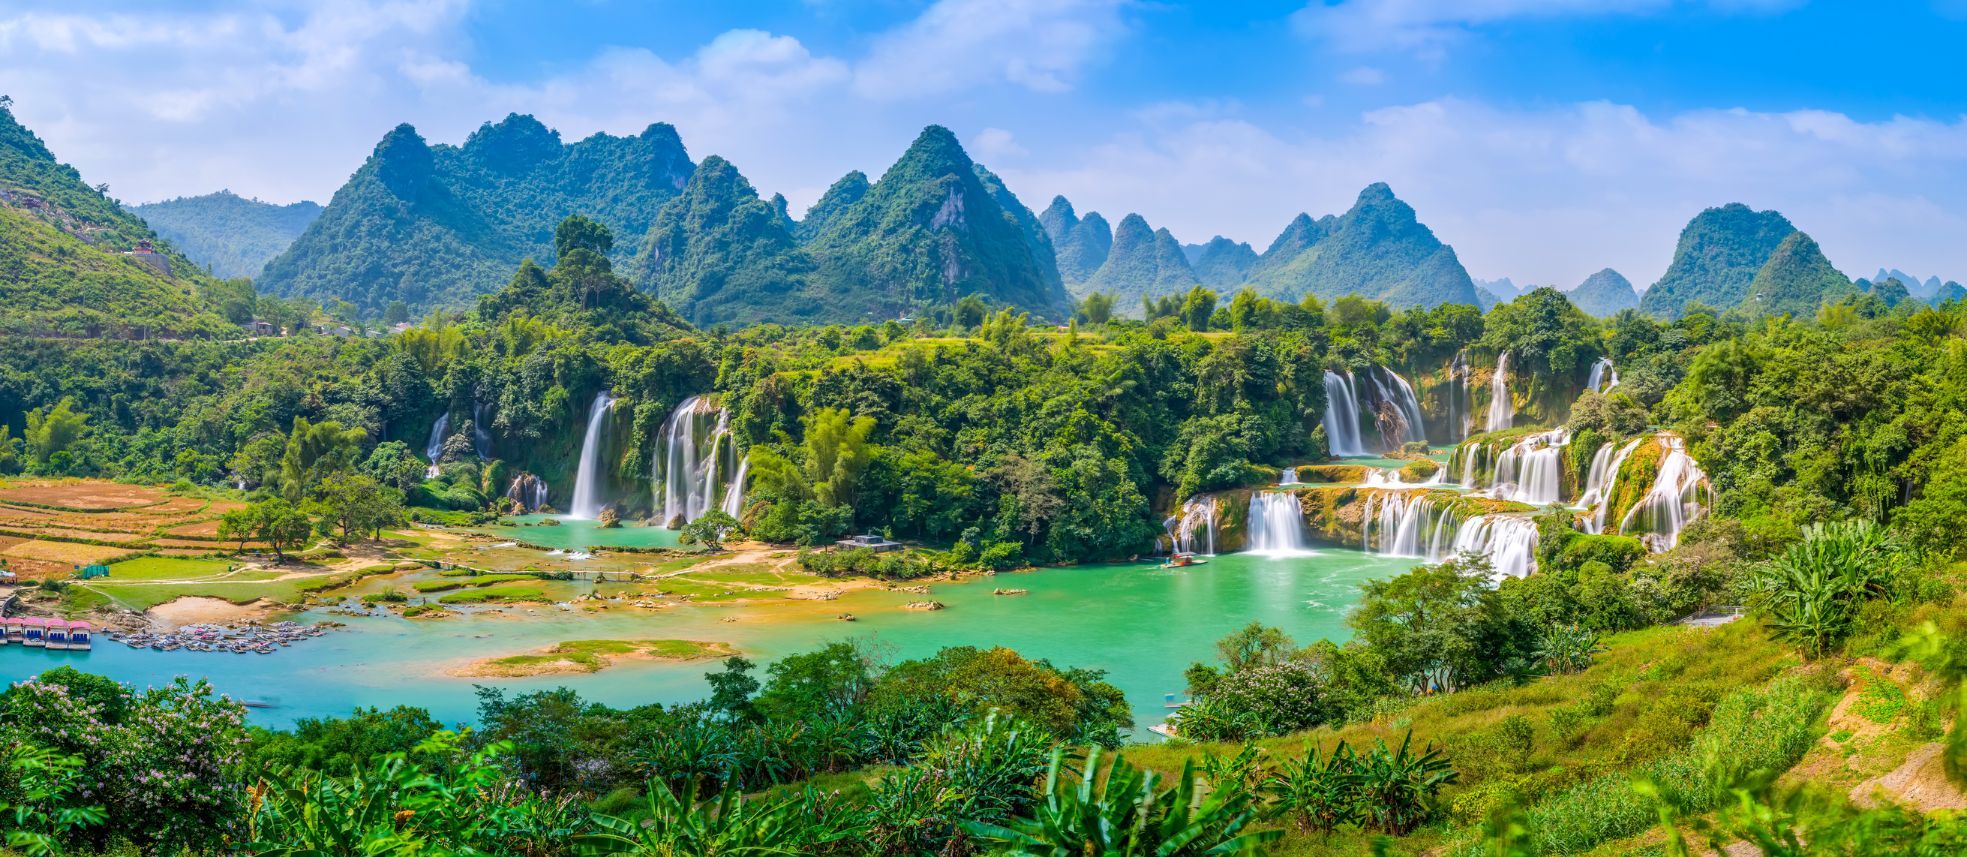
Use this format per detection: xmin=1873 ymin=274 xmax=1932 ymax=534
xmin=309 ymin=473 xmax=404 ymax=544
xmin=1751 ymin=520 xmax=1897 ymax=659
xmin=0 ymin=424 xmax=20 ymax=474
xmin=24 ymin=397 xmax=87 ymax=472
xmin=754 ymin=641 xmax=877 ymax=722
xmin=678 ymin=510 xmax=740 ymax=550
xmin=278 ymin=417 xmax=366 ymax=500
xmin=256 ymin=498 xmax=314 ymax=558
xmin=802 ymin=407 xmax=876 ymax=508
xmin=217 ymin=504 xmax=266 ymax=552
xmin=1178 ymin=285 xmax=1217 ymax=331
xmin=954 ymin=294 xmax=988 ymax=330
xmin=361 ymin=441 xmax=426 ymax=493
xmin=1349 ymin=561 xmax=1518 ymax=694
xmin=1076 ymin=292 xmax=1114 ymax=325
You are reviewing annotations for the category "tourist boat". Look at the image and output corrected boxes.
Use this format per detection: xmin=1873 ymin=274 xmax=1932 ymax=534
xmin=1159 ymin=552 xmax=1207 ymax=569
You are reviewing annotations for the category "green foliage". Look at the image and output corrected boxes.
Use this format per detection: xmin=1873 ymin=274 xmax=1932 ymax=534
xmin=963 ymin=745 xmax=1282 ymax=855
xmin=1566 ymin=268 xmax=1639 ymax=317
xmin=677 ymin=509 xmax=740 ymax=550
xmin=1750 ymin=519 xmax=1900 ymax=658
xmin=23 ymin=396 xmax=86 ymax=472
xmin=130 ymin=191 xmax=322 ymax=279
xmin=1244 ymin=183 xmax=1480 ymax=309
xmin=1640 ymin=202 xmax=1798 ymax=319
xmin=1082 ymin=214 xmax=1196 ymax=303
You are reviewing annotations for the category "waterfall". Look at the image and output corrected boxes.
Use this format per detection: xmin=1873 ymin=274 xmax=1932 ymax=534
xmin=1246 ymin=492 xmax=1314 ymax=557
xmin=1449 ymin=350 xmax=1471 ymax=441
xmin=423 ymin=412 xmax=449 ymax=479
xmin=1364 ymin=491 xmax=1462 ymax=561
xmin=1451 ymin=515 xmax=1539 ymax=580
xmin=471 ymin=398 xmax=494 ymax=461
xmin=567 ymin=392 xmax=615 ymax=520
xmin=1279 ymin=467 xmax=1299 ymax=486
xmin=1582 ymin=437 xmax=1646 ymax=534
xmin=506 ymin=473 xmax=549 ymax=513
xmin=1576 ymin=443 xmax=1615 ymax=508
xmin=1587 ymin=357 xmax=1619 ymax=395
xmin=719 ymin=453 xmax=751 ymax=519
xmin=1476 ymin=428 xmax=1569 ymax=505
xmin=1459 ymin=441 xmax=1486 ymax=489
xmin=1322 ymin=371 xmax=1368 ymax=457
xmin=1486 ymin=352 xmax=1514 ymax=432
xmin=655 ymin=395 xmax=734 ymax=527
xmin=1618 ymin=434 xmax=1709 ymax=552
xmin=1377 ymin=367 xmax=1429 ymax=447
xmin=1165 ymin=497 xmax=1217 ymax=555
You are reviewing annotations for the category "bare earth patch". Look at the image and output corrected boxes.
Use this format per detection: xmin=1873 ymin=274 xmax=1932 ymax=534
xmin=146 ymin=596 xmax=278 ymax=629
xmin=1851 ymin=743 xmax=1967 ymax=812
xmin=449 ymin=638 xmax=736 ymax=678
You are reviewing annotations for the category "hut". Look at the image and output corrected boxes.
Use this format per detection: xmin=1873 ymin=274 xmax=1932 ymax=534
xmin=67 ymin=621 xmax=92 ymax=650
xmin=45 ymin=621 xmax=70 ymax=649
xmin=21 ymin=617 xmax=47 ymax=646
xmin=3 ymin=616 xmax=21 ymax=643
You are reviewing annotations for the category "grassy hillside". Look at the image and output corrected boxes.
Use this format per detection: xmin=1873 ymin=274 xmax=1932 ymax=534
xmin=131 ymin=190 xmax=322 ymax=279
xmin=0 ymin=202 xmax=234 ymax=338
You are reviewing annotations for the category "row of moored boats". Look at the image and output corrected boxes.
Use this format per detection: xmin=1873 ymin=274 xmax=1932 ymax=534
xmin=104 ymin=621 xmax=327 ymax=654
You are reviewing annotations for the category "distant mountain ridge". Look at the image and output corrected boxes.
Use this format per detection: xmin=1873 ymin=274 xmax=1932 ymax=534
xmin=1565 ymin=268 xmax=1639 ymax=317
xmin=131 ymin=191 xmax=322 ymax=279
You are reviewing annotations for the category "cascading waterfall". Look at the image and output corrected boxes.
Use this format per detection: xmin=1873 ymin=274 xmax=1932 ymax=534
xmin=1509 ymin=428 xmax=1569 ymax=505
xmin=423 ymin=412 xmax=449 ymax=478
xmin=1322 ymin=371 xmax=1368 ymax=457
xmin=1458 ymin=441 xmax=1486 ymax=488
xmin=1618 ymin=434 xmax=1709 ymax=552
xmin=1582 ymin=437 xmax=1646 ymax=534
xmin=1575 ymin=442 xmax=1615 ymax=508
xmin=1362 ymin=491 xmax=1462 ymax=561
xmin=1279 ymin=467 xmax=1299 ymax=486
xmin=1486 ymin=352 xmax=1515 ymax=432
xmin=506 ymin=473 xmax=549 ymax=512
xmin=1452 ymin=515 xmax=1539 ymax=579
xmin=1376 ymin=367 xmax=1429 ymax=447
xmin=567 ymin=391 xmax=615 ymax=520
xmin=719 ymin=453 xmax=751 ymax=519
xmin=655 ymin=396 xmax=735 ymax=527
xmin=1246 ymin=492 xmax=1314 ymax=557
xmin=1587 ymin=357 xmax=1619 ymax=395
xmin=470 ymin=398 xmax=494 ymax=461
xmin=1449 ymin=350 xmax=1471 ymax=441
xmin=1165 ymin=497 xmax=1217 ymax=555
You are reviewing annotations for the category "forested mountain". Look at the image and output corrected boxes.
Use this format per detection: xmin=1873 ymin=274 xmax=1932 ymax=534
xmin=1565 ymin=268 xmax=1639 ymax=316
xmin=1245 ymin=183 xmax=1480 ymax=308
xmin=1079 ymin=213 xmax=1196 ymax=302
xmin=802 ymin=125 xmax=1072 ymax=321
xmin=1474 ymin=276 xmax=1531 ymax=301
xmin=1874 ymin=268 xmax=1940 ymax=300
xmin=796 ymin=171 xmax=868 ymax=241
xmin=1187 ymin=236 xmax=1259 ymax=289
xmin=1937 ymin=280 xmax=1967 ymax=303
xmin=1638 ymin=203 xmax=1797 ymax=318
xmin=0 ymin=106 xmax=236 ymax=337
xmin=130 ymin=191 xmax=322 ymax=279
xmin=630 ymin=156 xmax=818 ymax=326
xmin=1742 ymin=231 xmax=1857 ymax=317
xmin=259 ymin=115 xmax=694 ymax=316
xmin=1038 ymin=196 xmax=1112 ymax=286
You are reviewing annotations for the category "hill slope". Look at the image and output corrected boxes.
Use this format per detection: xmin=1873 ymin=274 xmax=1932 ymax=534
xmin=1742 ymin=232 xmax=1857 ymax=317
xmin=131 ymin=191 xmax=322 ymax=279
xmin=1080 ymin=213 xmax=1197 ymax=303
xmin=630 ymin=156 xmax=817 ymax=326
xmin=1246 ymin=184 xmax=1479 ymax=308
xmin=1188 ymin=236 xmax=1259 ymax=290
xmin=0 ymin=106 xmax=234 ymax=337
xmin=803 ymin=125 xmax=1072 ymax=320
xmin=1566 ymin=268 xmax=1639 ymax=317
xmin=259 ymin=114 xmax=693 ymax=317
xmin=1639 ymin=203 xmax=1797 ymax=319
xmin=1039 ymin=196 xmax=1113 ymax=288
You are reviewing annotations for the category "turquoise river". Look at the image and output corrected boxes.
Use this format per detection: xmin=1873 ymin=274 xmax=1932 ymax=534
xmin=1 ymin=549 xmax=1412 ymax=734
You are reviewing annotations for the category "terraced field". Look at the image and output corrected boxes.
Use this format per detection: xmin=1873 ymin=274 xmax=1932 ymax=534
xmin=0 ymin=479 xmax=259 ymax=581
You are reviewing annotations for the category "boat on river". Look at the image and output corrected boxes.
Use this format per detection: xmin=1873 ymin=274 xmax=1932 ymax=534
xmin=1159 ymin=552 xmax=1207 ymax=569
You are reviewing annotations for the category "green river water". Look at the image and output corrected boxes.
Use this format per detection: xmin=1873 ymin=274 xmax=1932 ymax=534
xmin=2 ymin=549 xmax=1412 ymax=733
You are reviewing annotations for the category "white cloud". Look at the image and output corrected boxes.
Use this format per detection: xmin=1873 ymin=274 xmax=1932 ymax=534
xmin=1340 ymin=66 xmax=1386 ymax=86
xmin=972 ymin=127 xmax=1028 ymax=159
xmin=1001 ymin=99 xmax=1967 ymax=290
xmin=1294 ymin=0 xmax=1794 ymax=57
xmin=853 ymin=0 xmax=1128 ymax=99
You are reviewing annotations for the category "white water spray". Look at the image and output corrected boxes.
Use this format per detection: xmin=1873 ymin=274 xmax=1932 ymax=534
xmin=1322 ymin=371 xmax=1368 ymax=457
xmin=1246 ymin=492 xmax=1315 ymax=557
xmin=567 ymin=392 xmax=615 ymax=519
xmin=1486 ymin=352 xmax=1514 ymax=432
xmin=423 ymin=412 xmax=449 ymax=479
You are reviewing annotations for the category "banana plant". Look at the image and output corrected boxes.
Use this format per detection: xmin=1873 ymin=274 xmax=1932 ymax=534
xmin=1351 ymin=732 xmax=1457 ymax=836
xmin=1261 ymin=740 xmax=1359 ymax=833
xmin=1 ymin=744 xmax=107 ymax=857
xmin=577 ymin=779 xmax=863 ymax=856
xmin=961 ymin=745 xmax=1281 ymax=856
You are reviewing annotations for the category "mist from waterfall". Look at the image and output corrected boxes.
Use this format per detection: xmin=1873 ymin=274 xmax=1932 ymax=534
xmin=1322 ymin=371 xmax=1368 ymax=457
xmin=655 ymin=396 xmax=736 ymax=528
xmin=1165 ymin=497 xmax=1217 ymax=555
xmin=1618 ymin=434 xmax=1709 ymax=551
xmin=1587 ymin=357 xmax=1619 ymax=395
xmin=423 ymin=412 xmax=449 ymax=479
xmin=1486 ymin=352 xmax=1514 ymax=432
xmin=567 ymin=391 xmax=615 ymax=520
xmin=1246 ymin=492 xmax=1315 ymax=557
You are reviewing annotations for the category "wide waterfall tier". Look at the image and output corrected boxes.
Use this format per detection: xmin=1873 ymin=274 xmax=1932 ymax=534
xmin=566 ymin=391 xmax=616 ymax=520
xmin=1323 ymin=365 xmax=1429 ymax=456
xmin=1361 ymin=491 xmax=1461 ymax=562
xmin=1587 ymin=357 xmax=1619 ymax=395
xmin=654 ymin=395 xmax=740 ymax=528
xmin=1245 ymin=492 xmax=1314 ymax=557
xmin=423 ymin=412 xmax=449 ymax=479
xmin=1486 ymin=352 xmax=1514 ymax=432
xmin=1449 ymin=428 xmax=1571 ymax=505
xmin=1165 ymin=496 xmax=1218 ymax=555
xmin=1452 ymin=514 xmax=1539 ymax=580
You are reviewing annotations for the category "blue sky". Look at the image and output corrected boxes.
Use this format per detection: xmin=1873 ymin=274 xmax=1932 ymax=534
xmin=5 ymin=0 xmax=1967 ymax=289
